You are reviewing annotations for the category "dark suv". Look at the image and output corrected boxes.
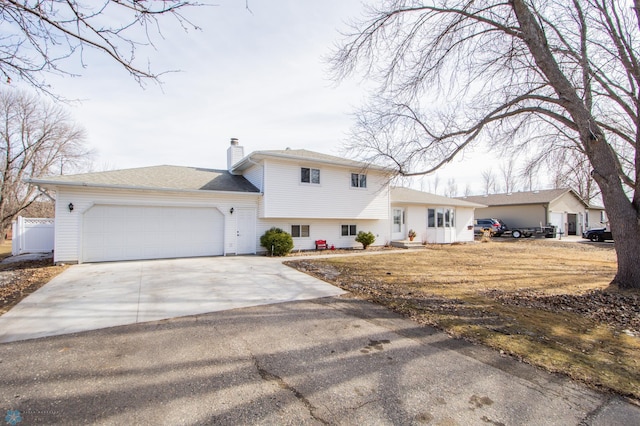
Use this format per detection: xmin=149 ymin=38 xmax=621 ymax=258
xmin=474 ymin=218 xmax=507 ymax=237
xmin=582 ymin=227 xmax=614 ymax=242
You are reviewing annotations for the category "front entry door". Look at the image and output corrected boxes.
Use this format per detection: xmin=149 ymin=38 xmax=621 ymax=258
xmin=236 ymin=208 xmax=256 ymax=254
xmin=392 ymin=208 xmax=405 ymax=240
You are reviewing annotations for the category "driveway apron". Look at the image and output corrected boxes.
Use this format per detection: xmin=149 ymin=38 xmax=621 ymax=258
xmin=0 ymin=256 xmax=345 ymax=343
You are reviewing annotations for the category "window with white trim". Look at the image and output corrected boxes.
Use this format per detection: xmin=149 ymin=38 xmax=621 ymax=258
xmin=341 ymin=224 xmax=357 ymax=236
xmin=351 ymin=173 xmax=367 ymax=188
xmin=428 ymin=208 xmax=455 ymax=228
xmin=301 ymin=167 xmax=320 ymax=184
xmin=428 ymin=209 xmax=435 ymax=227
xmin=291 ymin=225 xmax=310 ymax=238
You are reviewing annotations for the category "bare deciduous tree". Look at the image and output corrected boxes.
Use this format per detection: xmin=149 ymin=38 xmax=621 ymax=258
xmin=332 ymin=0 xmax=640 ymax=289
xmin=444 ymin=178 xmax=458 ymax=197
xmin=481 ymin=169 xmax=498 ymax=195
xmin=0 ymin=1 xmax=203 ymax=94
xmin=500 ymin=161 xmax=518 ymax=194
xmin=0 ymin=90 xmax=90 ymax=241
xmin=549 ymin=148 xmax=601 ymax=205
xmin=463 ymin=183 xmax=472 ymax=197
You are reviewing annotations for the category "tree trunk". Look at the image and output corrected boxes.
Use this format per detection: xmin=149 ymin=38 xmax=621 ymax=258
xmin=511 ymin=0 xmax=640 ymax=289
xmin=597 ymin=178 xmax=640 ymax=289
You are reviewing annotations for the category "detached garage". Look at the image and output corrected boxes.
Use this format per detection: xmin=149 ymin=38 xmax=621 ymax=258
xmin=29 ymin=165 xmax=261 ymax=264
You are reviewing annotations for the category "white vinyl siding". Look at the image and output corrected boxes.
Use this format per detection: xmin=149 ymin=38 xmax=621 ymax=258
xmin=398 ymin=204 xmax=475 ymax=244
xmin=54 ymin=187 xmax=260 ymax=263
xmin=242 ymin=163 xmax=263 ymax=192
xmin=256 ymin=219 xmax=386 ymax=252
xmin=262 ymin=159 xmax=389 ymax=219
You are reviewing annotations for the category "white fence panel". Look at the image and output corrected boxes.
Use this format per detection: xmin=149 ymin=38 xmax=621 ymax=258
xmin=12 ymin=216 xmax=55 ymax=256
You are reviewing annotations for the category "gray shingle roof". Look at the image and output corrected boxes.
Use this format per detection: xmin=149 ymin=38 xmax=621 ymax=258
xmin=457 ymin=188 xmax=587 ymax=207
xmin=29 ymin=165 xmax=260 ymax=193
xmin=232 ymin=149 xmax=391 ymax=172
xmin=391 ymin=187 xmax=486 ymax=208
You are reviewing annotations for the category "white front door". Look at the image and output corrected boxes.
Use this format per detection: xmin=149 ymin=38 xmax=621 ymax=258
xmin=392 ymin=207 xmax=405 ymax=240
xmin=236 ymin=208 xmax=256 ymax=254
xmin=549 ymin=212 xmax=564 ymax=238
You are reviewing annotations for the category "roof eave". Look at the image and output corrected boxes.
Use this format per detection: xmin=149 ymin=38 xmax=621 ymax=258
xmin=232 ymin=151 xmax=393 ymax=173
xmin=393 ymin=199 xmax=487 ymax=208
xmin=27 ymin=178 xmax=262 ymax=196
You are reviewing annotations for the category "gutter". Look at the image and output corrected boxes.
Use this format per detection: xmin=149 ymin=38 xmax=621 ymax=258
xmin=233 ymin=151 xmax=393 ymax=173
xmin=26 ymin=178 xmax=262 ymax=196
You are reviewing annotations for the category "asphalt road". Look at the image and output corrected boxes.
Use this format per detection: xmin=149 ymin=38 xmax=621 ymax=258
xmin=0 ymin=296 xmax=638 ymax=425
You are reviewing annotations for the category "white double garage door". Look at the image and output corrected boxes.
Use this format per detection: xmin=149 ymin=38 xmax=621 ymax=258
xmin=82 ymin=205 xmax=224 ymax=263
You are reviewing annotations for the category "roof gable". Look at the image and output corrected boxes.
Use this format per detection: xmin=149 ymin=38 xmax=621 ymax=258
xmin=457 ymin=188 xmax=588 ymax=207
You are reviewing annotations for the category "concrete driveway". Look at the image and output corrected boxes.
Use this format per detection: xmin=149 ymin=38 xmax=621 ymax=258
xmin=0 ymin=256 xmax=344 ymax=343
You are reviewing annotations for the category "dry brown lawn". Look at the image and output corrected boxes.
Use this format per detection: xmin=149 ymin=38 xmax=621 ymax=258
xmin=0 ymin=241 xmax=67 ymax=316
xmin=286 ymin=239 xmax=640 ymax=401
xmin=0 ymin=240 xmax=11 ymax=260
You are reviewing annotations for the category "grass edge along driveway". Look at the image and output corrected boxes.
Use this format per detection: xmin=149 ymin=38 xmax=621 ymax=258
xmin=286 ymin=240 xmax=640 ymax=402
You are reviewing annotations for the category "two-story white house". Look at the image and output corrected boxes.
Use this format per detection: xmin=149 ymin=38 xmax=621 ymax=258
xmin=29 ymin=139 xmax=483 ymax=263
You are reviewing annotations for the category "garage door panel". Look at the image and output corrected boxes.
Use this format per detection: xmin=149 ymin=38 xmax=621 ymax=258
xmin=83 ymin=205 xmax=224 ymax=262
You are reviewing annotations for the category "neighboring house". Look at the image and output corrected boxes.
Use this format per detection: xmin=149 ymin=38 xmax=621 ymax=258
xmin=29 ymin=139 xmax=483 ymax=264
xmin=587 ymin=205 xmax=609 ymax=230
xmin=459 ymin=188 xmax=593 ymax=236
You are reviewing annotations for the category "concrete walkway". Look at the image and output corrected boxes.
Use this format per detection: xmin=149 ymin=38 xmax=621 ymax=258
xmin=0 ymin=256 xmax=345 ymax=343
xmin=0 ymin=297 xmax=638 ymax=425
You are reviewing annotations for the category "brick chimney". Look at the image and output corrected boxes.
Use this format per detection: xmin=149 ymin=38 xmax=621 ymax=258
xmin=227 ymin=138 xmax=244 ymax=171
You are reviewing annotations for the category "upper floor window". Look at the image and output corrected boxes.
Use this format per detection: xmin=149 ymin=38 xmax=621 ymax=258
xmin=301 ymin=167 xmax=320 ymax=184
xmin=351 ymin=173 xmax=367 ymax=188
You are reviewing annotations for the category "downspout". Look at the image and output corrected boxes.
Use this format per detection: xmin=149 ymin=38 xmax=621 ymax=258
xmin=388 ymin=186 xmax=392 ymax=245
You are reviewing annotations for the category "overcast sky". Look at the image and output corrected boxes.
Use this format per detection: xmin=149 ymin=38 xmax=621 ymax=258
xmin=19 ymin=0 xmax=544 ymax=196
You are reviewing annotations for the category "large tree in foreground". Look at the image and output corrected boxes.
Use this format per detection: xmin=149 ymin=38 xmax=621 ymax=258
xmin=332 ymin=0 xmax=640 ymax=289
xmin=0 ymin=0 xmax=203 ymax=94
xmin=0 ymin=90 xmax=89 ymax=241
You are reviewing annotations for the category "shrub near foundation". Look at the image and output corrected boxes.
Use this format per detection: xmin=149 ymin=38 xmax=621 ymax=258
xmin=355 ymin=231 xmax=375 ymax=249
xmin=260 ymin=227 xmax=294 ymax=256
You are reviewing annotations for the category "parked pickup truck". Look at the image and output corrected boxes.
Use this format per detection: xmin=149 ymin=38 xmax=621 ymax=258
xmin=582 ymin=228 xmax=614 ymax=242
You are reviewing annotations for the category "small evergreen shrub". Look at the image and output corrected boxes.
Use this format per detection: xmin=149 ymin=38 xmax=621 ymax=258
xmin=355 ymin=231 xmax=376 ymax=249
xmin=260 ymin=227 xmax=294 ymax=256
